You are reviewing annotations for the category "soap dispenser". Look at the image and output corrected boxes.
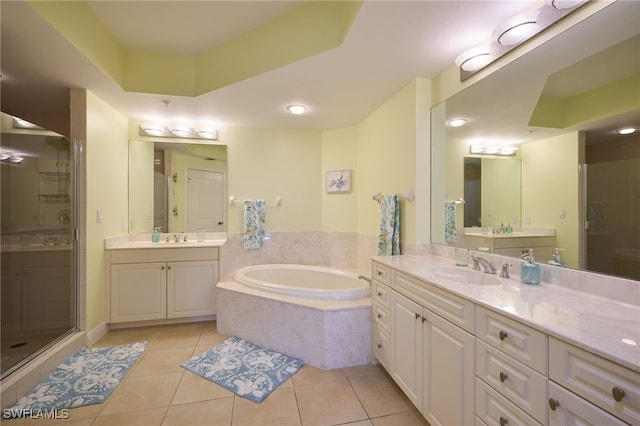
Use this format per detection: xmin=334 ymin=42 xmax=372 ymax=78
xmin=548 ymin=248 xmax=566 ymax=267
xmin=520 ymin=248 xmax=541 ymax=285
xmin=152 ymin=227 xmax=161 ymax=243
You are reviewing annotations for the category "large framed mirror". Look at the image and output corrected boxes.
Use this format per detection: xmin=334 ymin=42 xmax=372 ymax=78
xmin=128 ymin=141 xmax=227 ymax=234
xmin=431 ymin=1 xmax=640 ymax=281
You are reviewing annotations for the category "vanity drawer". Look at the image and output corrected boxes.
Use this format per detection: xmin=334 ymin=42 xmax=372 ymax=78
xmin=476 ymin=378 xmax=542 ymax=426
xmin=372 ymin=280 xmax=390 ymax=309
xmin=476 ymin=306 xmax=547 ymax=374
xmin=548 ymin=381 xmax=627 ymax=426
xmin=476 ymin=340 xmax=547 ymax=423
xmin=373 ymin=302 xmax=390 ymax=333
xmin=549 ymin=337 xmax=639 ymax=424
xmin=372 ymin=262 xmax=390 ymax=285
xmin=391 ymin=270 xmax=474 ymax=333
xmin=372 ymin=327 xmax=390 ymax=369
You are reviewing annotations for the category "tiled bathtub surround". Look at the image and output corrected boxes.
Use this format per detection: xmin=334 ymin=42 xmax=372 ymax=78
xmin=216 ymin=280 xmax=372 ymax=370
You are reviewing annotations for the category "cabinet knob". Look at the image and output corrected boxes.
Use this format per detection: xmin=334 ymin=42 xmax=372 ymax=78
xmin=415 ymin=312 xmax=421 ymax=320
xmin=548 ymin=398 xmax=560 ymax=411
xmin=499 ymin=330 xmax=508 ymax=341
xmin=421 ymin=316 xmax=427 ymax=323
xmin=161 ymin=266 xmax=165 ymax=270
xmin=499 ymin=371 xmax=508 ymax=382
xmin=499 ymin=416 xmax=508 ymax=426
xmin=377 ymin=343 xmax=383 ymax=349
xmin=377 ymin=313 xmax=383 ymax=319
xmin=377 ymin=270 xmax=384 ymax=276
xmin=167 ymin=266 xmax=171 ymax=270
xmin=612 ymin=386 xmax=626 ymax=402
xmin=377 ymin=292 xmax=383 ymax=297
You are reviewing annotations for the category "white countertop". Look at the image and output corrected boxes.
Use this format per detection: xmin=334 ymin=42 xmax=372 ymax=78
xmin=464 ymin=232 xmax=553 ymax=239
xmin=105 ymin=233 xmax=227 ymax=250
xmin=373 ymin=254 xmax=640 ymax=373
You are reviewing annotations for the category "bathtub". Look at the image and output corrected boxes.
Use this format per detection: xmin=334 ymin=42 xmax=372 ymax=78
xmin=216 ymin=264 xmax=372 ymax=370
xmin=234 ymin=264 xmax=370 ymax=300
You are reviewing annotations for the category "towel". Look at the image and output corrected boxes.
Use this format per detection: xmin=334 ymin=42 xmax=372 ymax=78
xmin=377 ymin=194 xmax=400 ymax=256
xmin=243 ymin=199 xmax=266 ymax=249
xmin=445 ymin=201 xmax=456 ymax=243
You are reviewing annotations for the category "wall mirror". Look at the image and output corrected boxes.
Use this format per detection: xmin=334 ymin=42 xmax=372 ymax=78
xmin=431 ymin=1 xmax=640 ymax=281
xmin=128 ymin=141 xmax=227 ymax=234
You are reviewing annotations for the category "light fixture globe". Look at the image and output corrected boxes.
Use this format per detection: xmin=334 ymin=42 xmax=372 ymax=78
xmin=287 ymin=104 xmax=307 ymax=115
xmin=547 ymin=0 xmax=585 ymax=10
xmin=493 ymin=11 xmax=539 ymax=46
xmin=455 ymin=46 xmax=492 ymax=72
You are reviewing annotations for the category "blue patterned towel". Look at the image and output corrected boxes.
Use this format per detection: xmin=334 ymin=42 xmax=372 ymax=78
xmin=5 ymin=342 xmax=146 ymax=417
xmin=445 ymin=201 xmax=457 ymax=243
xmin=181 ymin=336 xmax=303 ymax=403
xmin=377 ymin=194 xmax=400 ymax=255
xmin=243 ymin=199 xmax=265 ymax=249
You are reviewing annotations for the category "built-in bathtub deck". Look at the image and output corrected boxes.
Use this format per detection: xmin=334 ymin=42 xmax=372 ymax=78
xmin=216 ymin=279 xmax=372 ymax=370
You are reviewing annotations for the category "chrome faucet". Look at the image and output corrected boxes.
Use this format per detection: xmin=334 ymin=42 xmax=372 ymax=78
xmin=500 ymin=263 xmax=513 ymax=278
xmin=471 ymin=255 xmax=497 ymax=274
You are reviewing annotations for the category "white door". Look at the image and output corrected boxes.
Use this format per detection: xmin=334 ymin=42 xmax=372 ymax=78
xmin=186 ymin=169 xmax=224 ymax=232
xmin=110 ymin=263 xmax=167 ymax=323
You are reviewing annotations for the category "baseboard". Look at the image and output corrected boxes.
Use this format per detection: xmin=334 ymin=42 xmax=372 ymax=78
xmin=86 ymin=322 xmax=109 ymax=347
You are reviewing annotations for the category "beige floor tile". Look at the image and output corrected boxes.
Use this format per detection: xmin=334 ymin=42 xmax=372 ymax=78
xmin=99 ymin=372 xmax=182 ymax=416
xmin=349 ymin=373 xmax=413 ymax=418
xmin=231 ymin=388 xmax=301 ymax=426
xmin=91 ymin=407 xmax=167 ymax=426
xmin=147 ymin=324 xmax=203 ymax=350
xmin=172 ymin=371 xmax=234 ymax=405
xmin=162 ymin=398 xmax=233 ymax=426
xmin=341 ymin=364 xmax=385 ymax=378
xmin=341 ymin=421 xmax=373 ymax=426
xmin=370 ymin=410 xmax=429 ymax=426
xmin=295 ymin=379 xmax=368 ymax=426
xmin=129 ymin=347 xmax=194 ymax=377
xmin=91 ymin=330 xmax=156 ymax=349
xmin=291 ymin=364 xmax=345 ymax=387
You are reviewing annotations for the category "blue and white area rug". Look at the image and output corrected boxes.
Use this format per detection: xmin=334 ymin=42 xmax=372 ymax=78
xmin=181 ymin=336 xmax=303 ymax=403
xmin=5 ymin=342 xmax=146 ymax=418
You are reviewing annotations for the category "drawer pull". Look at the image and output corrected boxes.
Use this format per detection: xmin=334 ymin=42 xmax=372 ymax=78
xmin=499 ymin=416 xmax=508 ymax=426
xmin=548 ymin=398 xmax=560 ymax=411
xmin=377 ymin=270 xmax=384 ymax=276
xmin=499 ymin=371 xmax=508 ymax=382
xmin=421 ymin=316 xmax=427 ymax=323
xmin=415 ymin=312 xmax=421 ymax=320
xmin=499 ymin=330 xmax=508 ymax=341
xmin=377 ymin=313 xmax=383 ymax=319
xmin=377 ymin=291 xmax=383 ymax=297
xmin=377 ymin=343 xmax=383 ymax=349
xmin=612 ymin=386 xmax=626 ymax=402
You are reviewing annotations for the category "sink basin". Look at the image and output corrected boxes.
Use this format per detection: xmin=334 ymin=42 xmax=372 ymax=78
xmin=427 ymin=267 xmax=502 ymax=285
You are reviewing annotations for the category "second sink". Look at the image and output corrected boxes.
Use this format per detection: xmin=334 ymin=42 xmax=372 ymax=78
xmin=427 ymin=266 xmax=502 ymax=285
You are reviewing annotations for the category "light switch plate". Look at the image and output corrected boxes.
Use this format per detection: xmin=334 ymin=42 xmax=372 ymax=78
xmin=97 ymin=209 xmax=103 ymax=223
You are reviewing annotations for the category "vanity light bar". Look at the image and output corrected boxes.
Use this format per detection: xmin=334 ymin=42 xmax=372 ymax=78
xmin=139 ymin=125 xmax=218 ymax=140
xmin=470 ymin=145 xmax=518 ymax=156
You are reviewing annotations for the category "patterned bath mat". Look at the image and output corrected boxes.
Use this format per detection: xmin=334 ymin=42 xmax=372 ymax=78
xmin=181 ymin=336 xmax=303 ymax=403
xmin=5 ymin=342 xmax=147 ymax=418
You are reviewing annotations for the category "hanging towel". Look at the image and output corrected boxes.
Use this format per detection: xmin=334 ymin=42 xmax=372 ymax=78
xmin=445 ymin=201 xmax=457 ymax=243
xmin=377 ymin=194 xmax=400 ymax=256
xmin=243 ymin=199 xmax=266 ymax=250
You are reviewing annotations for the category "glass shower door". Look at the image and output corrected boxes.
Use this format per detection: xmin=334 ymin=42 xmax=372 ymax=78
xmin=1 ymin=115 xmax=77 ymax=379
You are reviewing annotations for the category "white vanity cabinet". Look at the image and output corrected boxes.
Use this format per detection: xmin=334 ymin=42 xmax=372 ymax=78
xmin=387 ymin=267 xmax=475 ymax=425
xmin=548 ymin=337 xmax=639 ymax=425
xmin=107 ymin=247 xmax=218 ymax=324
xmin=465 ymin=234 xmax=554 ymax=262
xmin=371 ymin=263 xmax=391 ymax=369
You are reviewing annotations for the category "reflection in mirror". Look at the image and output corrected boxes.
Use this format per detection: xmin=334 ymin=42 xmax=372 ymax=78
xmin=129 ymin=141 xmax=227 ymax=234
xmin=431 ymin=1 xmax=640 ymax=281
xmin=463 ymin=157 xmax=521 ymax=228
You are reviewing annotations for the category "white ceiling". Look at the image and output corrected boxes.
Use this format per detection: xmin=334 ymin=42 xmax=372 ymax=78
xmin=1 ymin=0 xmax=537 ymax=131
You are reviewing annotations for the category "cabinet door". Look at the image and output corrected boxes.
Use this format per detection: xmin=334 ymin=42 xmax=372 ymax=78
xmin=390 ymin=290 xmax=423 ymax=410
xmin=423 ymin=310 xmax=475 ymax=426
xmin=167 ymin=260 xmax=217 ymax=318
xmin=111 ymin=263 xmax=167 ymax=323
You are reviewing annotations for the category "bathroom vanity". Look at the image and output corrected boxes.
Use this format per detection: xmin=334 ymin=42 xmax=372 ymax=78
xmin=464 ymin=229 xmax=555 ymax=262
xmin=104 ymin=234 xmax=225 ymax=324
xmin=371 ymin=255 xmax=639 ymax=426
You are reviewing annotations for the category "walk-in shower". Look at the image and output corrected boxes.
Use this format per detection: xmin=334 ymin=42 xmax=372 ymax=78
xmin=1 ymin=114 xmax=77 ymax=379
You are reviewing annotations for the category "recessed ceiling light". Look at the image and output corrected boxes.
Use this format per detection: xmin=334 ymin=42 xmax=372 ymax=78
xmin=616 ymin=127 xmax=637 ymax=135
xmin=447 ymin=118 xmax=467 ymax=127
xmin=287 ymin=105 xmax=307 ymax=115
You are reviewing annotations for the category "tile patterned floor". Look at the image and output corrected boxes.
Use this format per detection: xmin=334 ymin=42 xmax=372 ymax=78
xmin=4 ymin=321 xmax=428 ymax=426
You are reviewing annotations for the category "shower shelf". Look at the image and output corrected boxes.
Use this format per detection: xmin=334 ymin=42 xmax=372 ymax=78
xmin=39 ymin=194 xmax=71 ymax=203
xmin=39 ymin=172 xmax=70 ymax=181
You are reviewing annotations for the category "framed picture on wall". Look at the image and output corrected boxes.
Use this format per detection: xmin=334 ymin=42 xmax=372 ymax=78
xmin=326 ymin=169 xmax=352 ymax=193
